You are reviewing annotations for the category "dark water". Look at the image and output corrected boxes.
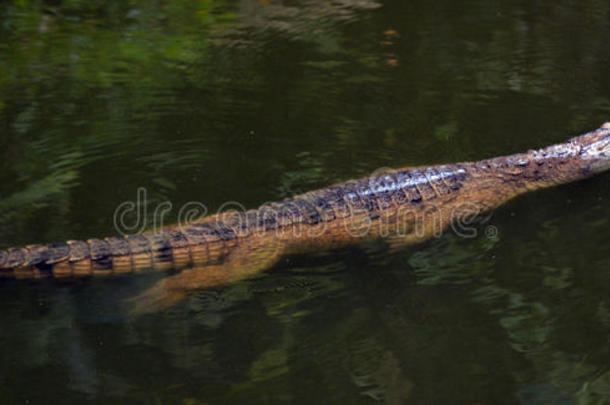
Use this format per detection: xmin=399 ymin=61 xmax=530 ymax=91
xmin=1 ymin=1 xmax=610 ymax=403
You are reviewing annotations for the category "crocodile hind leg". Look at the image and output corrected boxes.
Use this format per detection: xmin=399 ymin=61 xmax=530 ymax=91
xmin=128 ymin=235 xmax=285 ymax=315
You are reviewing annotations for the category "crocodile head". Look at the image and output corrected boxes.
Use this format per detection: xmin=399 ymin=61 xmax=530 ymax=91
xmin=574 ymin=122 xmax=610 ymax=175
xmin=526 ymin=123 xmax=610 ymax=187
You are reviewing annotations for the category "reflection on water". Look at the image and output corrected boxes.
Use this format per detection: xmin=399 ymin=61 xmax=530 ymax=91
xmin=1 ymin=0 xmax=610 ymax=403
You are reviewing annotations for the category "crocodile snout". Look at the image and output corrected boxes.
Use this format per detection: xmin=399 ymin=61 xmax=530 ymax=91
xmin=578 ymin=123 xmax=610 ymax=173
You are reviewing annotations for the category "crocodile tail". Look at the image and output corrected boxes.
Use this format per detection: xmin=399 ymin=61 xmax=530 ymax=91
xmin=0 ymin=225 xmax=238 ymax=279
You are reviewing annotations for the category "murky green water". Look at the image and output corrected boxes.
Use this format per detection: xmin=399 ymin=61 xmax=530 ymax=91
xmin=1 ymin=1 xmax=610 ymax=403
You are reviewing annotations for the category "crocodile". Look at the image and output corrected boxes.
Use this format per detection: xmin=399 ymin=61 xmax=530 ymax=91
xmin=1 ymin=124 xmax=610 ymax=312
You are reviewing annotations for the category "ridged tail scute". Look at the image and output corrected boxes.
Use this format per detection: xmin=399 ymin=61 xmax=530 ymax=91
xmin=164 ymin=230 xmax=192 ymax=270
xmin=0 ymin=243 xmax=70 ymax=278
xmin=89 ymin=238 xmax=114 ymax=274
xmin=67 ymin=240 xmax=91 ymax=276
xmin=103 ymin=237 xmax=130 ymax=274
xmin=123 ymin=235 xmax=149 ymax=272
xmin=145 ymin=233 xmax=174 ymax=272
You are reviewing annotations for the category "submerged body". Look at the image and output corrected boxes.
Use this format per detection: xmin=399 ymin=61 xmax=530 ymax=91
xmin=1 ymin=124 xmax=610 ymax=311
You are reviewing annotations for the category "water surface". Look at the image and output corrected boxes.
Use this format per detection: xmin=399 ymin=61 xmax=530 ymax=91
xmin=1 ymin=1 xmax=609 ymax=403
